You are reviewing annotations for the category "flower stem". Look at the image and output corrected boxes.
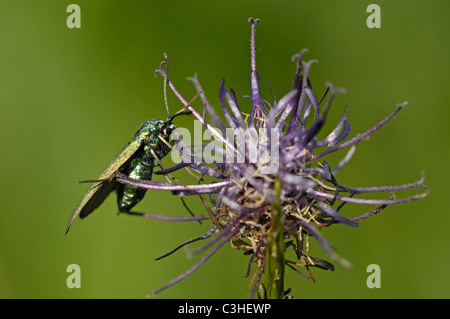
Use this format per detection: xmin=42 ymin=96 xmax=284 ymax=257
xmin=264 ymin=176 xmax=285 ymax=299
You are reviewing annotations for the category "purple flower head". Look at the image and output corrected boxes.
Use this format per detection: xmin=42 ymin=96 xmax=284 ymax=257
xmin=118 ymin=18 xmax=428 ymax=298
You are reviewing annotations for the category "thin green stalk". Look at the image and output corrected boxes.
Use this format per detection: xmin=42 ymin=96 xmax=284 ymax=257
xmin=264 ymin=176 xmax=285 ymax=299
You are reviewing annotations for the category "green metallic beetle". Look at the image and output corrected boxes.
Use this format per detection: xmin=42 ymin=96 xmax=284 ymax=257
xmin=65 ymin=118 xmax=176 ymax=234
xmin=66 ymin=54 xmax=198 ymax=234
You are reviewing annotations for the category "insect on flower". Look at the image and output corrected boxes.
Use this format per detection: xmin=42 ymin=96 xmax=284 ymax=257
xmin=88 ymin=18 xmax=429 ymax=298
xmin=65 ymin=56 xmax=191 ymax=234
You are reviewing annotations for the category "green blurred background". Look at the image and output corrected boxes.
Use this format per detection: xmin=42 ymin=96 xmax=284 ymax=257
xmin=0 ymin=0 xmax=448 ymax=298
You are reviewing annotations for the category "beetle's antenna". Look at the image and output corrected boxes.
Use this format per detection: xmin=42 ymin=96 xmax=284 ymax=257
xmin=162 ymin=53 xmax=171 ymax=119
xmin=170 ymin=90 xmax=203 ymax=120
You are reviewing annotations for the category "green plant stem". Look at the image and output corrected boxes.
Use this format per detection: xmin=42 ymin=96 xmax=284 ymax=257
xmin=264 ymin=176 xmax=285 ymax=299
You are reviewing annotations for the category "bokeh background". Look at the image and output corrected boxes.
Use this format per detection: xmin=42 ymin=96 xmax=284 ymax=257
xmin=0 ymin=0 xmax=448 ymax=299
